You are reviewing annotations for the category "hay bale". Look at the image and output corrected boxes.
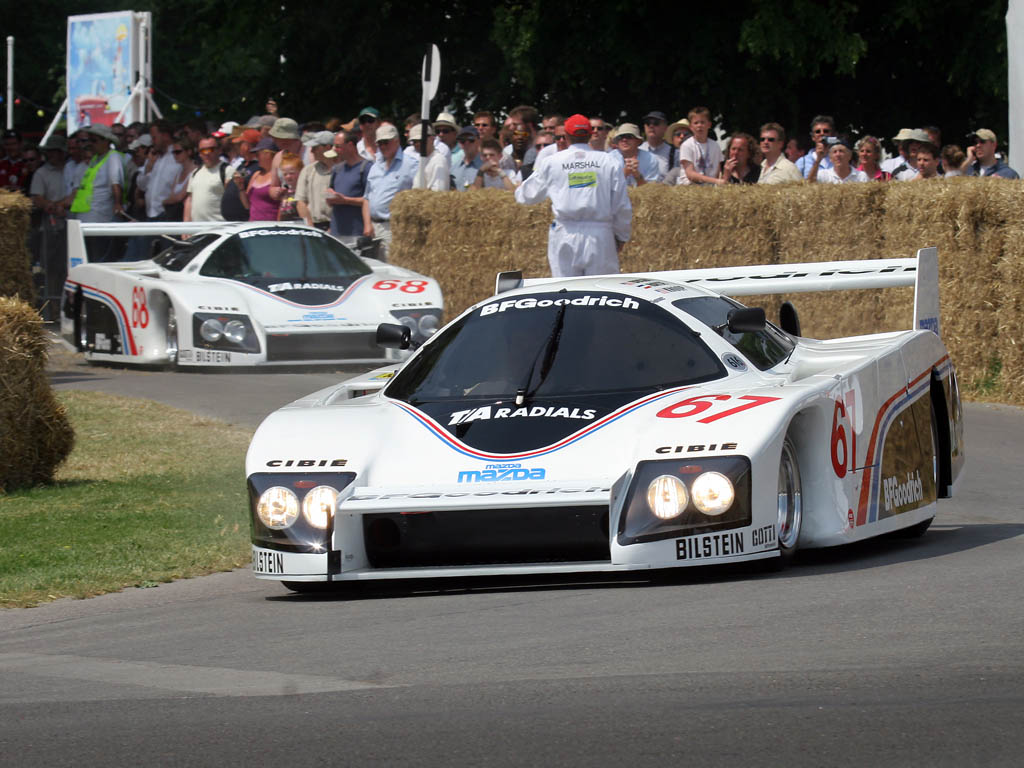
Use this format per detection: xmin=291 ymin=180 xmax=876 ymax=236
xmin=0 ymin=297 xmax=75 ymax=491
xmin=0 ymin=191 xmax=36 ymax=301
xmin=388 ymin=178 xmax=1024 ymax=404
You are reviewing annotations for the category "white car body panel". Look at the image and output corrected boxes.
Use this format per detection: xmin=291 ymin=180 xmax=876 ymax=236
xmin=246 ymin=249 xmax=964 ymax=584
xmin=60 ymin=220 xmax=443 ymax=366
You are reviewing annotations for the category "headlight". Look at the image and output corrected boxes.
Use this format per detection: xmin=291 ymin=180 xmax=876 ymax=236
xmin=200 ymin=318 xmax=224 ymax=342
xmin=256 ymin=486 xmax=299 ymax=529
xmin=222 ymin=319 xmax=247 ymax=344
xmin=646 ymin=475 xmax=688 ymax=520
xmin=302 ymin=485 xmax=338 ymax=529
xmin=418 ymin=314 xmax=439 ymax=336
xmin=691 ymin=472 xmax=735 ymax=515
xmin=398 ymin=315 xmax=418 ymax=332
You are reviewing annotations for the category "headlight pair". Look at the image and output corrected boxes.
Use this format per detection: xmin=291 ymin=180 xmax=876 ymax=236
xmin=619 ymin=457 xmax=751 ymax=546
xmin=192 ymin=313 xmax=260 ymax=352
xmin=248 ymin=472 xmax=356 ymax=554
xmin=647 ymin=472 xmax=734 ymax=519
xmin=257 ymin=485 xmax=338 ymax=530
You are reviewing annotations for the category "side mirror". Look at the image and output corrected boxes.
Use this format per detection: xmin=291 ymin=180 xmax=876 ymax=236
xmin=726 ymin=307 xmax=766 ymax=334
xmin=779 ymin=301 xmax=801 ymax=336
xmin=495 ymin=270 xmax=524 ymax=295
xmin=376 ymin=322 xmax=411 ymax=350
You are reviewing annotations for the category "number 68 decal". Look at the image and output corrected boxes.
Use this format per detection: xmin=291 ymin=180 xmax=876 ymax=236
xmin=131 ymin=286 xmax=149 ymax=328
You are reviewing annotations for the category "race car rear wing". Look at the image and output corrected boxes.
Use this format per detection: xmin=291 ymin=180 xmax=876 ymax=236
xmin=500 ymin=247 xmax=941 ymax=337
xmin=67 ymin=220 xmax=227 ymax=271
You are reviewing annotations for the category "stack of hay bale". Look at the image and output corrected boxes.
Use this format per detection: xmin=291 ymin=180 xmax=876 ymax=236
xmin=0 ymin=192 xmax=74 ymax=491
xmin=390 ymin=179 xmax=1024 ymax=403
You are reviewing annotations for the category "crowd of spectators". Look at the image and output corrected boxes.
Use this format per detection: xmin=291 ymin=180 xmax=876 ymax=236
xmin=1 ymin=100 xmax=1018 ymax=273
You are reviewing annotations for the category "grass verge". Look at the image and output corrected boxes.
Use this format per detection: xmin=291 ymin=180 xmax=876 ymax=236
xmin=0 ymin=391 xmax=254 ymax=608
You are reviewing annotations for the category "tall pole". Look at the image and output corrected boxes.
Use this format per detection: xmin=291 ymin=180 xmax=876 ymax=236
xmin=6 ymin=37 xmax=12 ymax=130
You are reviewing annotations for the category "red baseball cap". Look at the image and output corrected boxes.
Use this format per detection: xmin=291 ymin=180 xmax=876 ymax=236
xmin=233 ymin=128 xmax=262 ymax=144
xmin=564 ymin=114 xmax=592 ymax=138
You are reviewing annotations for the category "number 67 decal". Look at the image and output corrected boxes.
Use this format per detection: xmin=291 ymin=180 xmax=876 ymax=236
xmin=831 ymin=391 xmax=857 ymax=478
xmin=656 ymin=394 xmax=780 ymax=423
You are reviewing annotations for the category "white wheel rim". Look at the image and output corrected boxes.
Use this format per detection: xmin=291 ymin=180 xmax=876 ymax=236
xmin=777 ymin=440 xmax=802 ymax=550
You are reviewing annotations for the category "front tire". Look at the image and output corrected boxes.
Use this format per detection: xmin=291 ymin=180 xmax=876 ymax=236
xmin=165 ymin=305 xmax=179 ymax=368
xmin=776 ymin=437 xmax=803 ymax=565
xmin=76 ymin=294 xmax=89 ymax=352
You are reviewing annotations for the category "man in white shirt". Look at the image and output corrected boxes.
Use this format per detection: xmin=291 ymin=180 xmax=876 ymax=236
xmin=137 ymin=120 xmax=180 ymax=220
xmin=515 ymin=114 xmax=631 ymax=277
xmin=184 ymin=135 xmax=227 ymax=222
xmin=409 ymin=124 xmax=450 ymax=191
xmin=757 ymin=122 xmax=803 ymax=185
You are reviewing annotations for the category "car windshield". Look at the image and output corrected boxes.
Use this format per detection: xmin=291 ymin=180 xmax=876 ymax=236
xmin=673 ymin=295 xmax=794 ymax=370
xmin=198 ymin=229 xmax=372 ymax=281
xmin=387 ymin=291 xmax=726 ymax=404
xmin=152 ymin=234 xmax=220 ymax=271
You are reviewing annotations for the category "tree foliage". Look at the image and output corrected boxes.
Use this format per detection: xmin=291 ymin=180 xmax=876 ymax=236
xmin=5 ymin=0 xmax=1011 ymax=151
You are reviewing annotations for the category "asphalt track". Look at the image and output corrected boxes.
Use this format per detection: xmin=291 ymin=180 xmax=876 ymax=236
xmin=1 ymin=348 xmax=1022 ymax=766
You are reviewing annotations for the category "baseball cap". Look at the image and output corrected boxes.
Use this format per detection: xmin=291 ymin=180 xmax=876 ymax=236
xmin=458 ymin=126 xmax=479 ymax=140
xmin=253 ymin=137 xmax=277 ymax=153
xmin=302 ymin=130 xmax=335 ymax=147
xmin=642 ymin=111 xmax=668 ymax=123
xmin=409 ymin=124 xmax=435 ymax=141
xmin=615 ymin=123 xmax=642 ymax=140
xmin=212 ymin=121 xmax=238 ymax=138
xmin=233 ymin=128 xmax=262 ymax=145
xmin=376 ymin=124 xmax=399 ymax=142
xmin=269 ymin=117 xmax=300 ymax=140
xmin=259 ymin=114 xmax=277 ymax=128
xmin=127 ymin=134 xmax=153 ymax=150
xmin=358 ymin=106 xmax=381 ymax=119
xmin=564 ymin=114 xmax=592 ymax=138
xmin=967 ymin=128 xmax=997 ymax=143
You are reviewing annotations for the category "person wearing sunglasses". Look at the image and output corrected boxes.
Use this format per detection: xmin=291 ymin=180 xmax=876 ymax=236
xmin=452 ymin=126 xmax=483 ymax=191
xmin=356 ymin=107 xmax=381 ymax=161
xmin=471 ymin=111 xmax=498 ymax=141
xmin=589 ymin=118 xmax=610 ymax=151
xmin=964 ymin=128 xmax=1019 ymax=178
xmin=756 ymin=122 xmax=802 ymax=184
xmin=640 ymin=111 xmax=672 ymax=179
xmin=796 ymin=115 xmax=835 ymax=178
xmin=410 ymin=123 xmax=450 ymax=191
xmin=184 ymin=135 xmax=229 ymax=222
xmin=433 ymin=111 xmax=463 ymax=167
xmin=67 ymin=123 xmax=125 ymax=260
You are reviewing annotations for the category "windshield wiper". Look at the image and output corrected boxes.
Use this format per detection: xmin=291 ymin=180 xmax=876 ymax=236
xmin=515 ymin=300 xmax=567 ymax=406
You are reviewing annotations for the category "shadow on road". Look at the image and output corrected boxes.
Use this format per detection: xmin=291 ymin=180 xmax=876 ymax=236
xmin=263 ymin=522 xmax=1024 ymax=602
